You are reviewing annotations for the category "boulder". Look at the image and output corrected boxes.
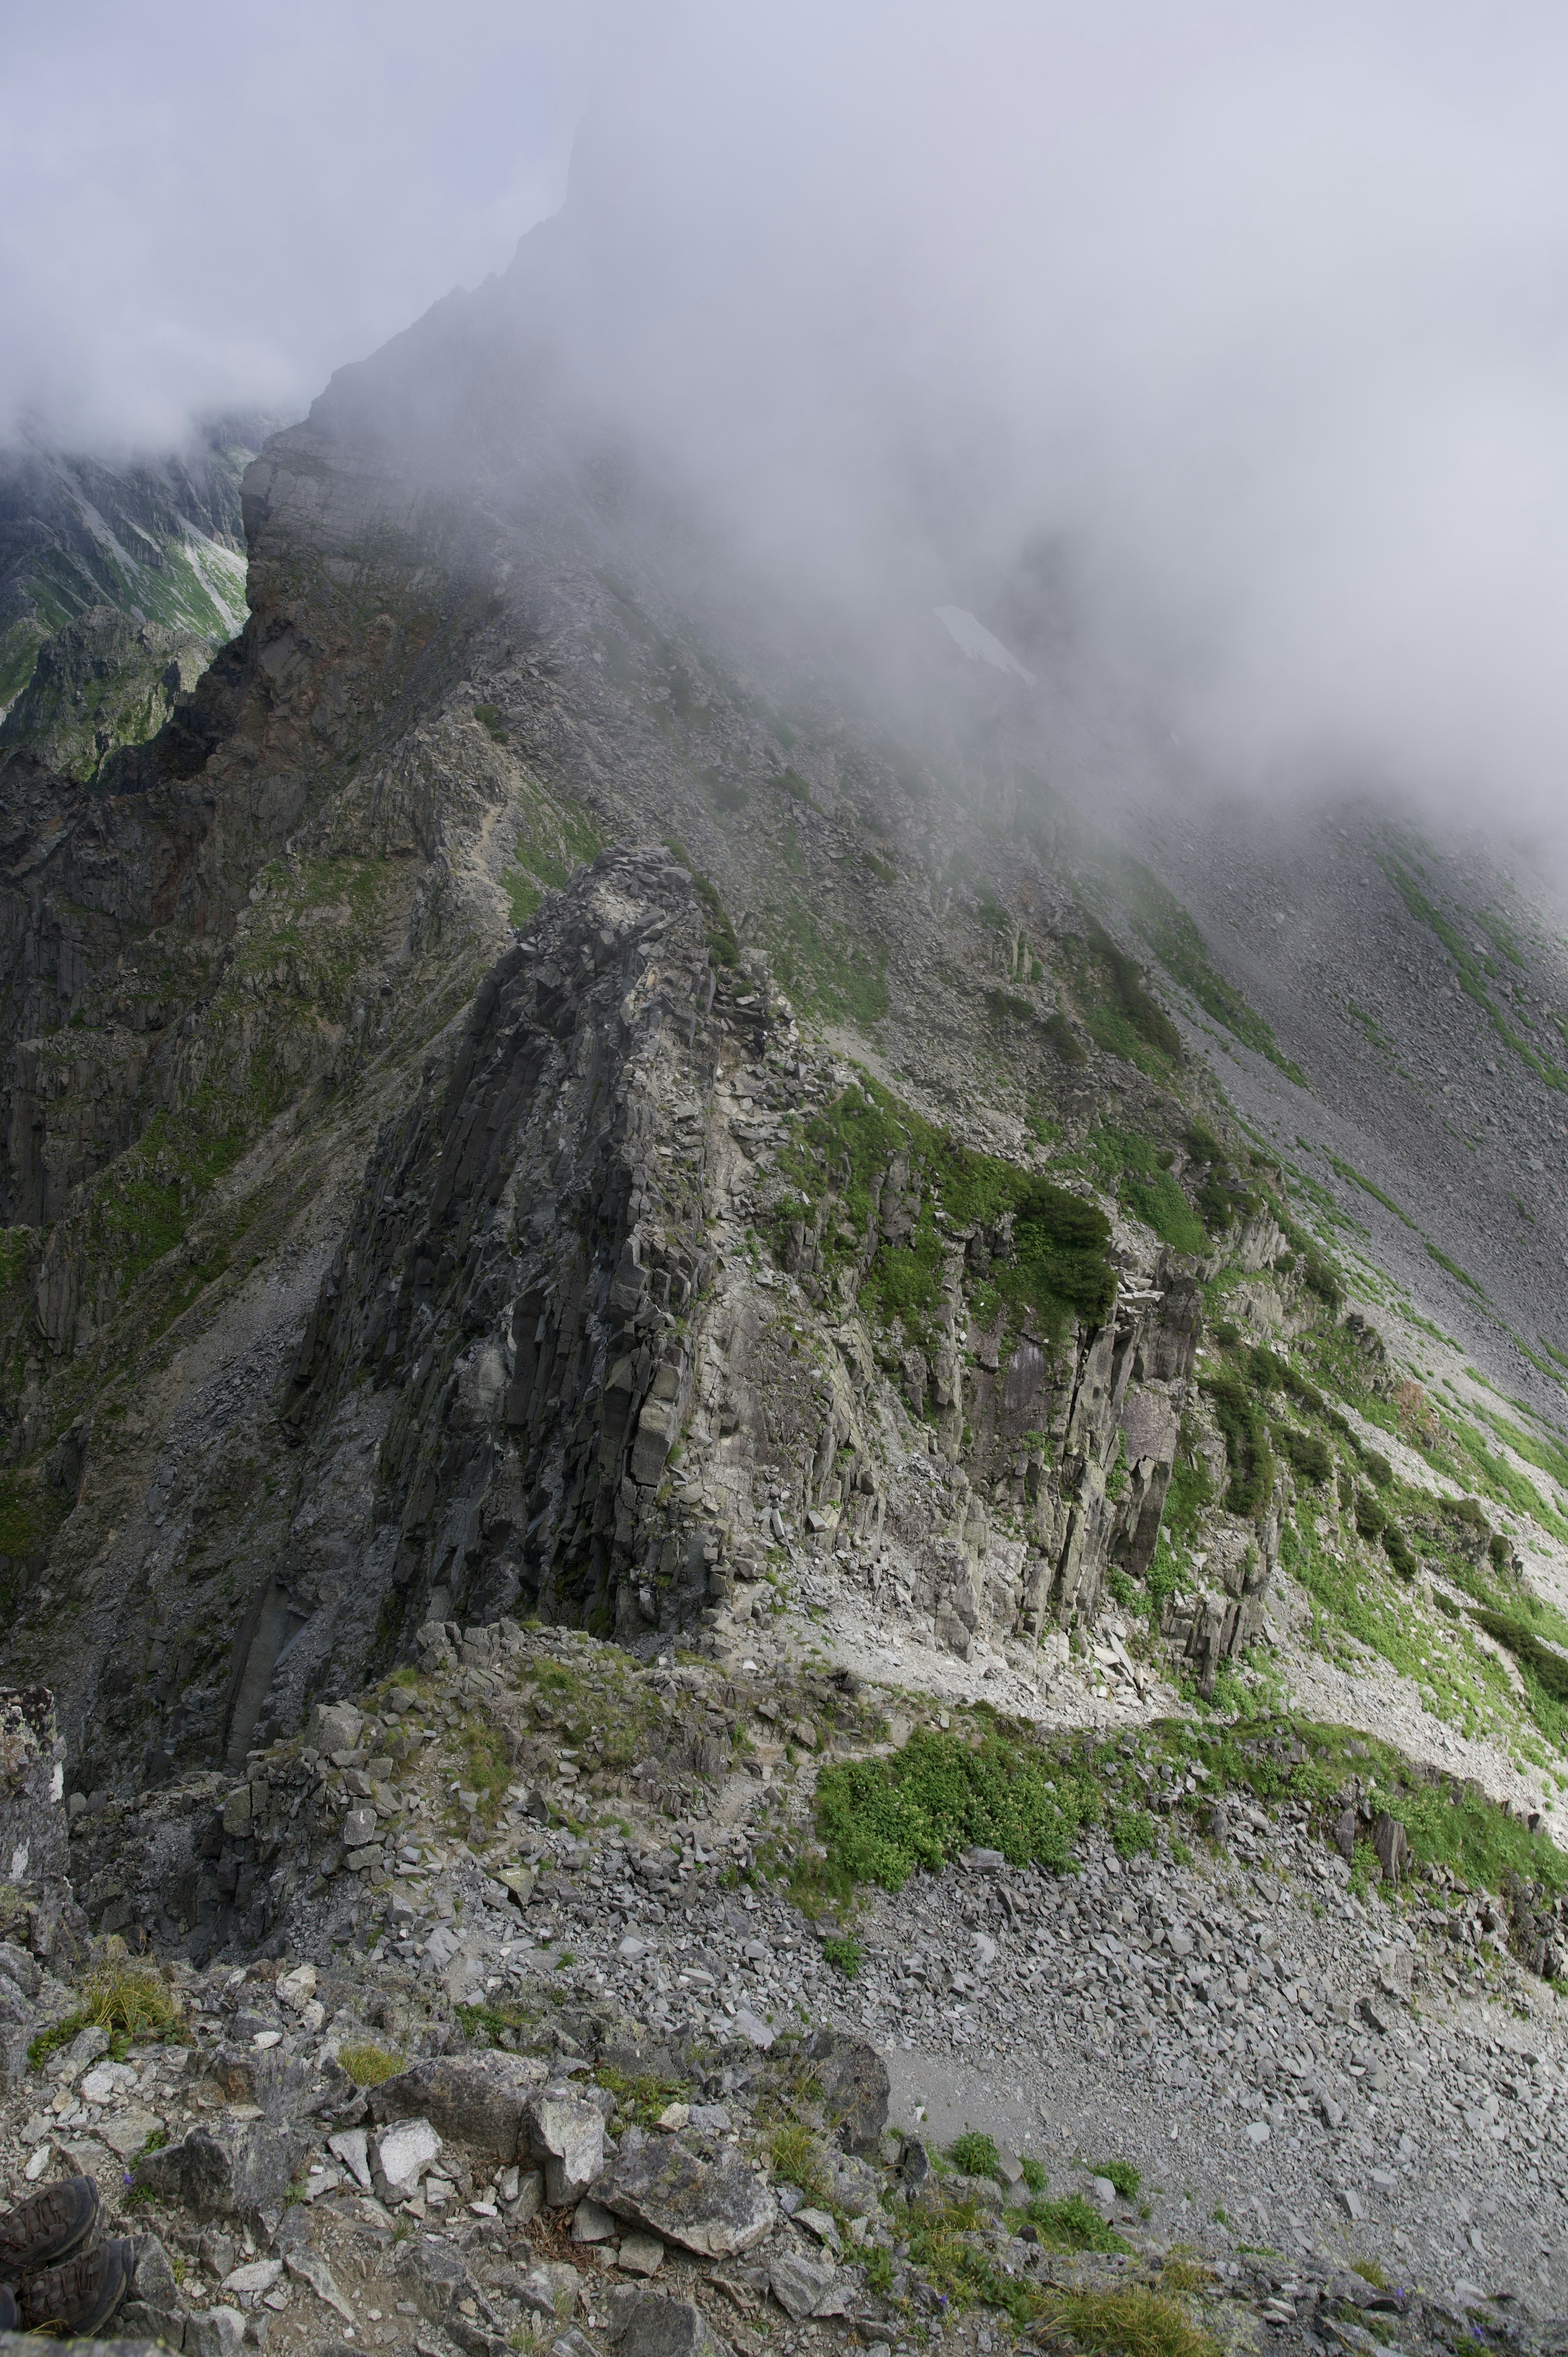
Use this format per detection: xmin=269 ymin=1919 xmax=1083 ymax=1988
xmin=374 ymin=2116 xmax=443 ymax=2199
xmin=618 ymin=2232 xmax=665 ymax=2278
xmin=524 ymin=2084 xmax=607 ymax=2205
xmin=310 ymin=1704 xmax=364 ymax=1755
xmin=805 ymin=2029 xmax=889 ymax=2156
xmin=617 ymin=2293 xmax=731 ymax=2357
xmin=396 ymin=2235 xmax=501 ymax=2357
xmin=591 ymin=2134 xmax=775 ymax=2258
xmin=372 ymin=2053 xmax=537 ymax=2165
xmin=199 ymin=2042 xmax=345 ymax=2120
xmin=118 ymin=2231 xmax=184 ymax=2346
xmin=186 ymin=2308 xmax=247 ymax=2357
xmin=133 ymin=2121 xmax=312 ymax=2223
xmin=0 ymin=1942 xmax=41 ymax=2000
xmin=768 ymin=2251 xmax=842 ymax=2320
xmin=1371 ymin=1812 xmax=1410 ymax=1884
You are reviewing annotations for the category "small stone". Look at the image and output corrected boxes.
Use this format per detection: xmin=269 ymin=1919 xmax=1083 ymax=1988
xmin=572 ymin=2198 xmax=618 ymax=2243
xmin=343 ymin=1806 xmax=378 ymax=1847
xmin=1338 ymin=2189 xmax=1366 ymax=2221
xmin=768 ymin=2251 xmax=840 ymax=2320
xmin=286 ymin=2247 xmax=356 ymax=2326
xmin=617 ymin=2232 xmax=665 ymax=2277
xmin=328 ymin=2128 xmax=373 ymax=2190
xmin=795 ymin=2207 xmax=841 ymax=2253
xmin=1245 ymin=2121 xmax=1270 ymax=2146
xmin=1091 ymin=2176 xmax=1118 ymax=2204
xmin=222 ymin=2261 xmax=285 ymax=2297
xmin=619 ymin=1936 xmax=650 ymax=1962
xmin=732 ymin=2009 xmax=775 ymax=2050
xmin=657 ymin=2104 xmax=690 ymax=2131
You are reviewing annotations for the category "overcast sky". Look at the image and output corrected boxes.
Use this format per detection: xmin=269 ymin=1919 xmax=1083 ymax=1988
xmin=8 ymin=2 xmax=1568 ymax=835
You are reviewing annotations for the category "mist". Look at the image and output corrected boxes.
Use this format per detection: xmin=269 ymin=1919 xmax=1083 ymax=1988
xmin=548 ymin=2 xmax=1568 ymax=842
xmin=10 ymin=0 xmax=1568 ymax=838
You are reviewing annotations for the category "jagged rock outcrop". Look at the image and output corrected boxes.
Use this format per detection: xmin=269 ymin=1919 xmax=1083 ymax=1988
xmin=271 ymin=843 xmax=725 ymax=1702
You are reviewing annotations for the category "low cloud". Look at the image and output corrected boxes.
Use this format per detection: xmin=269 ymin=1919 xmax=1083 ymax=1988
xmin=12 ymin=0 xmax=1568 ymax=841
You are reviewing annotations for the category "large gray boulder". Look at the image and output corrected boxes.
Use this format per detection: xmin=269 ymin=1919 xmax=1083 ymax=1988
xmin=395 ymin=2233 xmax=503 ymax=2357
xmin=370 ymin=2052 xmax=539 ymax=2165
xmin=805 ymin=2029 xmax=889 ymax=2156
xmin=591 ymin=2133 xmax=775 ymax=2258
xmin=132 ymin=2119 xmax=312 ymax=2222
xmin=617 ymin=2294 xmax=734 ymax=2357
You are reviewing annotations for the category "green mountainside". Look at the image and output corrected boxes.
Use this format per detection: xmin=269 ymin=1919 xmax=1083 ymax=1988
xmin=0 ymin=416 xmax=274 ymax=776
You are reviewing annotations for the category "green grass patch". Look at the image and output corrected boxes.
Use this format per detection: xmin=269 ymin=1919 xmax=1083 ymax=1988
xmin=1091 ymin=1129 xmax=1206 ymax=1254
xmin=1025 ymin=2194 xmax=1134 ymax=2256
xmin=339 ymin=2041 xmax=404 ymax=2087
xmin=1426 ymin=1241 xmax=1486 ymax=1298
xmin=1326 ymin=1156 xmax=1416 ymax=1230
xmin=812 ymin=1725 xmax=1101 ymax=1895
xmin=948 ymin=2132 xmax=1003 ymax=2181
xmin=1037 ymin=2283 xmax=1218 ymax=2357
xmin=775 ymin=1072 xmax=1114 ymax=1351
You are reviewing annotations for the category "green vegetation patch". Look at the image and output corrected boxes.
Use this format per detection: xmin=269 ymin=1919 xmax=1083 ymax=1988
xmin=944 ymin=2132 xmax=1001 ymax=2181
xmin=1091 ymin=1129 xmax=1206 ymax=1255
xmin=1036 ymin=2283 xmax=1218 ymax=2357
xmin=776 ymin=1073 xmax=1114 ymax=1351
xmin=768 ymin=899 xmax=888 ymax=1027
xmin=1327 ymin=1156 xmax=1416 ymax=1230
xmin=812 ymin=1725 xmax=1103 ymax=1894
xmin=339 ymin=2041 xmax=404 ymax=2087
xmin=1078 ymin=920 xmax=1184 ymax=1068
xmin=1470 ymin=1611 xmax=1568 ymax=1704
xmin=1200 ymin=1367 xmax=1275 ymax=1522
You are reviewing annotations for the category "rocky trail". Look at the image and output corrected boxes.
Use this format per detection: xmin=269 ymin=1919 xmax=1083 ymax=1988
xmin=0 ymin=1612 xmax=1563 ymax=2357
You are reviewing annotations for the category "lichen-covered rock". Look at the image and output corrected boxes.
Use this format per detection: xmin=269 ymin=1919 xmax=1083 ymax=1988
xmin=591 ymin=2133 xmax=775 ymax=2258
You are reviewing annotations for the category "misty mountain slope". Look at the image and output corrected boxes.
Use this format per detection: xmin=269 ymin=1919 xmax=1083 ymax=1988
xmin=1127 ymin=803 xmax=1568 ymax=1394
xmin=0 ymin=417 xmax=272 ymax=772
xmin=0 ymin=254 xmax=1564 ymax=1910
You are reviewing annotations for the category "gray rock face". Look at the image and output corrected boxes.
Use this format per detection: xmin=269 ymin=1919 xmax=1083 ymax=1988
xmin=592 ymin=2134 xmax=776 ymax=2258
xmin=370 ymin=2052 xmax=539 ymax=2164
xmin=280 ymin=844 xmax=723 ymax=1652
xmin=395 ymin=2235 xmax=498 ymax=2357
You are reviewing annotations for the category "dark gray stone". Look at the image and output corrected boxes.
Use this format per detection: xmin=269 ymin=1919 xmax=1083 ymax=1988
xmin=133 ymin=2119 xmax=313 ymax=2221
xmin=617 ymin=2293 xmax=733 ymax=2357
xmin=371 ymin=2052 xmax=537 ymax=2163
xmin=591 ymin=2136 xmax=775 ymax=2258
xmin=804 ymin=2029 xmax=889 ymax=2156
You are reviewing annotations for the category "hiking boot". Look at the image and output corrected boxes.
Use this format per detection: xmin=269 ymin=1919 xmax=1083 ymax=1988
xmin=17 ymin=2237 xmax=135 ymax=2338
xmin=0 ymin=2175 xmax=102 ymax=2274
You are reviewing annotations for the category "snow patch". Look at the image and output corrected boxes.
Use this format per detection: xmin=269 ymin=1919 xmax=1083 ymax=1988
xmin=933 ymin=605 xmax=1035 ymax=684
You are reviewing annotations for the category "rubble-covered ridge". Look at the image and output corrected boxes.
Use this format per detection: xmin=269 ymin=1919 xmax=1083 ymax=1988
xmin=0 ymin=1624 xmax=1567 ymax=2350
